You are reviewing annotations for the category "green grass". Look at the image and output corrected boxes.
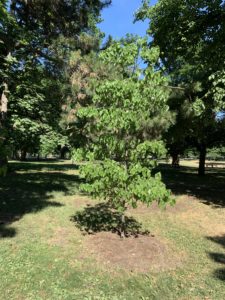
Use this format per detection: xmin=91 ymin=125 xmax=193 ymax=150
xmin=0 ymin=160 xmax=224 ymax=299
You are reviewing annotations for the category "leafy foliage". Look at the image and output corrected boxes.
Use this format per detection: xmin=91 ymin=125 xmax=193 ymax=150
xmin=40 ymin=131 xmax=69 ymax=158
xmin=61 ymin=43 xmax=120 ymax=148
xmin=0 ymin=0 xmax=111 ymax=165
xmin=73 ymin=38 xmax=174 ymax=235
xmin=137 ymin=0 xmax=225 ymax=175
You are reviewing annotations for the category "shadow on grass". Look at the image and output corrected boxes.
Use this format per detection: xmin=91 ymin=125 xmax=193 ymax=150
xmin=207 ymin=235 xmax=225 ymax=281
xmin=159 ymin=164 xmax=225 ymax=208
xmin=0 ymin=225 xmax=17 ymax=238
xmin=0 ymin=162 xmax=81 ymax=238
xmin=71 ymin=202 xmax=149 ymax=237
xmin=9 ymin=160 xmax=79 ymax=173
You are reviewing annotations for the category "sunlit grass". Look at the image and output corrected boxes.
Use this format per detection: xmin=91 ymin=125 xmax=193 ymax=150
xmin=0 ymin=160 xmax=224 ymax=299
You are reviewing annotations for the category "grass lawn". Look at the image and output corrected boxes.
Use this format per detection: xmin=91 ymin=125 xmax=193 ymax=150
xmin=0 ymin=160 xmax=224 ymax=299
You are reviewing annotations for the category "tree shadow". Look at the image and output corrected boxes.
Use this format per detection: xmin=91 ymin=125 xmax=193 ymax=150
xmin=159 ymin=164 xmax=225 ymax=208
xmin=70 ymin=202 xmax=149 ymax=237
xmin=9 ymin=161 xmax=79 ymax=173
xmin=206 ymin=235 xmax=225 ymax=281
xmin=0 ymin=225 xmax=17 ymax=238
xmin=0 ymin=162 xmax=81 ymax=238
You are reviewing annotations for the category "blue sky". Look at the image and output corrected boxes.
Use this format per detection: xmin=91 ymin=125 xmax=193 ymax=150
xmin=98 ymin=0 xmax=158 ymax=40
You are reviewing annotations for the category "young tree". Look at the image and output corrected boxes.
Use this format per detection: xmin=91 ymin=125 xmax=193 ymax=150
xmin=73 ymin=38 xmax=174 ymax=237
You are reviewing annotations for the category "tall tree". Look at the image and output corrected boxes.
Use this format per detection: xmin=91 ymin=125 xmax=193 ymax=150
xmin=137 ymin=0 xmax=225 ymax=175
xmin=61 ymin=39 xmax=120 ymax=149
xmin=0 ymin=0 xmax=18 ymax=173
xmin=0 ymin=0 xmax=111 ymax=170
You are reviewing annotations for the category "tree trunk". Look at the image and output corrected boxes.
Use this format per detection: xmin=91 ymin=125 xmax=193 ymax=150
xmin=60 ymin=148 xmax=65 ymax=159
xmin=120 ymin=213 xmax=126 ymax=238
xmin=60 ymin=146 xmax=69 ymax=159
xmin=0 ymin=52 xmax=12 ymax=175
xmin=0 ymin=155 xmax=7 ymax=176
xmin=1 ymin=83 xmax=8 ymax=118
xmin=20 ymin=149 xmax=27 ymax=161
xmin=198 ymin=145 xmax=206 ymax=176
xmin=0 ymin=83 xmax=9 ymax=176
xmin=14 ymin=151 xmax=20 ymax=160
xmin=171 ymin=153 xmax=179 ymax=168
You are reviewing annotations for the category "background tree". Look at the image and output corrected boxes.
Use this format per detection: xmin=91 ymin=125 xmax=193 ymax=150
xmin=61 ymin=38 xmax=120 ymax=149
xmin=0 ymin=0 xmax=18 ymax=174
xmin=73 ymin=38 xmax=174 ymax=238
xmin=137 ymin=0 xmax=225 ymax=175
xmin=0 ymin=0 xmax=111 ymax=171
xmin=164 ymin=84 xmax=225 ymax=170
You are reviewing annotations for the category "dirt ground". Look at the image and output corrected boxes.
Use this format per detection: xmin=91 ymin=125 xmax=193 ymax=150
xmin=83 ymin=231 xmax=183 ymax=273
xmin=72 ymin=193 xmax=224 ymax=274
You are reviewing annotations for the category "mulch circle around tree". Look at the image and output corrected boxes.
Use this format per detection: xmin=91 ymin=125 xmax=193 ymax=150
xmin=83 ymin=232 xmax=183 ymax=273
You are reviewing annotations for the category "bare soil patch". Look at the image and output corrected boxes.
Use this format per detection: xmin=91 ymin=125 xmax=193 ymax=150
xmin=73 ymin=196 xmax=94 ymax=208
xmin=84 ymin=232 xmax=183 ymax=273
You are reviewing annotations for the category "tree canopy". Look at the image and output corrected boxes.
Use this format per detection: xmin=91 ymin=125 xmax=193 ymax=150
xmin=136 ymin=0 xmax=225 ymax=175
xmin=0 ymin=0 xmax=111 ymax=165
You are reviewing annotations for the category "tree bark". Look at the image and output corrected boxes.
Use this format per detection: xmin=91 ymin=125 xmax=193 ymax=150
xmin=20 ymin=149 xmax=27 ymax=161
xmin=60 ymin=148 xmax=65 ymax=159
xmin=0 ymin=6 xmax=13 ymax=175
xmin=171 ymin=153 xmax=180 ymax=168
xmin=60 ymin=145 xmax=69 ymax=159
xmin=0 ymin=83 xmax=9 ymax=175
xmin=1 ymin=83 xmax=8 ymax=118
xmin=198 ymin=145 xmax=206 ymax=176
xmin=13 ymin=150 xmax=20 ymax=160
xmin=120 ymin=213 xmax=126 ymax=239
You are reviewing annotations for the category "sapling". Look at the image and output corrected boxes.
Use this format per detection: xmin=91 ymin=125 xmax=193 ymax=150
xmin=73 ymin=37 xmax=174 ymax=237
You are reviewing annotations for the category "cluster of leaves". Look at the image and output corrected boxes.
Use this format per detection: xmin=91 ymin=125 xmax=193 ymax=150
xmin=207 ymin=146 xmax=225 ymax=160
xmin=208 ymin=71 xmax=225 ymax=111
xmin=39 ymin=131 xmax=69 ymax=158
